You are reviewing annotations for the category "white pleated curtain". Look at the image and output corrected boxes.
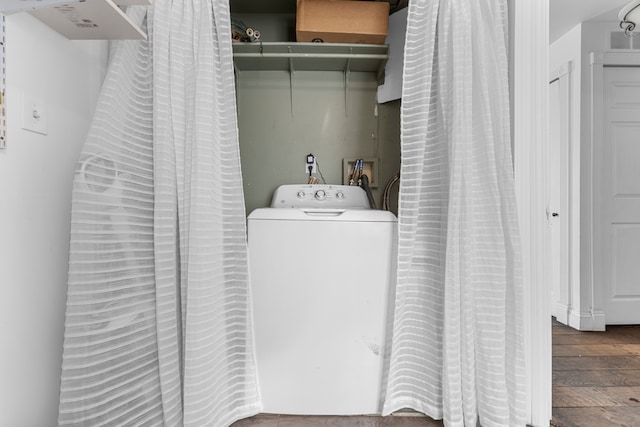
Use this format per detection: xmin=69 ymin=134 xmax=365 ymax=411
xmin=383 ymin=1 xmax=526 ymax=426
xmin=58 ymin=2 xmax=261 ymax=426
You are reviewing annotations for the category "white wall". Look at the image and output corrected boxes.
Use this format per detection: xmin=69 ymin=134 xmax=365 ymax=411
xmin=0 ymin=13 xmax=107 ymax=426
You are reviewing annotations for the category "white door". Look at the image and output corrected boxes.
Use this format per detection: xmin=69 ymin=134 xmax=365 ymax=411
xmin=548 ymin=77 xmax=570 ymax=324
xmin=602 ymin=66 xmax=640 ymax=324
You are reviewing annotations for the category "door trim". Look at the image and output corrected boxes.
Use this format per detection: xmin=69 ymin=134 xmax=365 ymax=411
xmin=513 ymin=0 xmax=551 ymax=424
xmin=548 ymin=62 xmax=572 ymax=327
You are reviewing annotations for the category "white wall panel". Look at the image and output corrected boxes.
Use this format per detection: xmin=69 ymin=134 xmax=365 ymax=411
xmin=0 ymin=13 xmax=107 ymax=427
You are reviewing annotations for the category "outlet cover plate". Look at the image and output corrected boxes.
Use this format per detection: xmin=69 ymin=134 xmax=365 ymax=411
xmin=22 ymin=93 xmax=47 ymax=135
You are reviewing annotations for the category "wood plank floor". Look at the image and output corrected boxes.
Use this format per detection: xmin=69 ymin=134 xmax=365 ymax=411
xmin=552 ymin=319 xmax=640 ymax=427
xmin=232 ymin=414 xmax=443 ymax=427
xmin=232 ymin=320 xmax=640 ymax=426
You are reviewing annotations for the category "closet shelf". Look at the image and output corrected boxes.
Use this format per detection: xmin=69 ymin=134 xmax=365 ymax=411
xmin=1 ymin=0 xmax=151 ymax=40
xmin=232 ymin=42 xmax=389 ymax=78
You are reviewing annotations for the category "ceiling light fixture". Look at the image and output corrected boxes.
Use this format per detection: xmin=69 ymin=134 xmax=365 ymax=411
xmin=619 ymin=0 xmax=640 ymax=36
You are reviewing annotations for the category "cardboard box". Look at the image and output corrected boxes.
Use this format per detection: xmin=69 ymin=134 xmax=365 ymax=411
xmin=296 ymin=0 xmax=390 ymax=44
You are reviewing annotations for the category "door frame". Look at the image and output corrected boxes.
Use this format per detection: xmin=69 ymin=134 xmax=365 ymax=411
xmin=548 ymin=62 xmax=573 ymax=326
xmin=590 ymin=51 xmax=640 ymax=329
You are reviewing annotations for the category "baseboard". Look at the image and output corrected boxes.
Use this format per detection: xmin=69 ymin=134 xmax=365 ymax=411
xmin=591 ymin=310 xmax=606 ymax=331
xmin=567 ymin=308 xmax=606 ymax=331
xmin=553 ymin=303 xmax=571 ymax=325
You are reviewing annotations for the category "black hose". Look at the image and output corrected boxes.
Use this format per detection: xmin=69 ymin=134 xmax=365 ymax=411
xmin=359 ymin=174 xmax=377 ymax=209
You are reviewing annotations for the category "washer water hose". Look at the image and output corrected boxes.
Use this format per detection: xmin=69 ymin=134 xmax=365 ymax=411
xmin=359 ymin=174 xmax=377 ymax=209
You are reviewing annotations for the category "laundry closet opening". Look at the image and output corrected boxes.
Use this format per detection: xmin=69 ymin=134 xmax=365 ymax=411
xmin=231 ymin=3 xmax=402 ymax=215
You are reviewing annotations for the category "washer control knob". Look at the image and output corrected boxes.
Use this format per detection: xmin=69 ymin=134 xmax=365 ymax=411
xmin=314 ymin=190 xmax=326 ymax=200
xmin=336 ymin=191 xmax=344 ymax=200
xmin=297 ymin=191 xmax=305 ymax=199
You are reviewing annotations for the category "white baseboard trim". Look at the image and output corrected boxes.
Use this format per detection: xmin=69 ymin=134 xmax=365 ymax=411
xmin=553 ymin=303 xmax=571 ymax=325
xmin=591 ymin=310 xmax=606 ymax=331
xmin=567 ymin=309 xmax=606 ymax=331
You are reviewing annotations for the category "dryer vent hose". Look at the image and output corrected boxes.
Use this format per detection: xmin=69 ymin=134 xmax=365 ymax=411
xmin=359 ymin=174 xmax=377 ymax=209
xmin=382 ymin=172 xmax=400 ymax=211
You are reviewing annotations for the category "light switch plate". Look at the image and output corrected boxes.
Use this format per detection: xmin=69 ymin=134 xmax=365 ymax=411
xmin=22 ymin=93 xmax=47 ymax=135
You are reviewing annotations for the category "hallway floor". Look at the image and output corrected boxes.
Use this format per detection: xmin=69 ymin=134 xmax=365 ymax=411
xmin=551 ymin=319 xmax=640 ymax=427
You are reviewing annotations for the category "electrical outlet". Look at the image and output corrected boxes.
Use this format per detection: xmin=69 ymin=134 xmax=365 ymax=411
xmin=305 ymin=153 xmax=317 ymax=174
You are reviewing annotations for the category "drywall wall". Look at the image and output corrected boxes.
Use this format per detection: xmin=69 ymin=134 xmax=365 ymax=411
xmin=0 ymin=13 xmax=107 ymax=426
xmin=376 ymin=99 xmax=401 ymax=214
xmin=236 ymin=70 xmax=401 ymax=214
xmin=233 ymin=13 xmax=296 ymax=42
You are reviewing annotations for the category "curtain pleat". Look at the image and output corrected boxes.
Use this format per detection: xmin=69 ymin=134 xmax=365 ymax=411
xmin=57 ymin=8 xmax=163 ymax=426
xmin=152 ymin=0 xmax=261 ymax=425
xmin=383 ymin=1 xmax=526 ymax=426
xmin=58 ymin=2 xmax=261 ymax=426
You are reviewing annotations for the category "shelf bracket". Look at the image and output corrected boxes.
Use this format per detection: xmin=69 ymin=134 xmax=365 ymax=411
xmin=233 ymin=63 xmax=240 ymax=115
xmin=376 ymin=62 xmax=386 ymax=85
xmin=0 ymin=14 xmax=5 ymax=149
xmin=288 ymin=45 xmax=295 ymax=117
xmin=344 ymin=47 xmax=352 ymax=116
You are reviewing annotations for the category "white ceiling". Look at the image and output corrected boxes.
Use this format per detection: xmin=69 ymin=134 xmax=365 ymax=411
xmin=550 ymin=0 xmax=631 ymax=43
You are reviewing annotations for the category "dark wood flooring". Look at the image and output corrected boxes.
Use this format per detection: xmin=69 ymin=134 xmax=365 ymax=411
xmin=232 ymin=413 xmax=443 ymax=427
xmin=552 ymin=319 xmax=640 ymax=427
xmin=232 ymin=320 xmax=640 ymax=426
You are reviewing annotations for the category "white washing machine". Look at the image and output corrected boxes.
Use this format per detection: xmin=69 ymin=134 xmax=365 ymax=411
xmin=247 ymin=184 xmax=397 ymax=415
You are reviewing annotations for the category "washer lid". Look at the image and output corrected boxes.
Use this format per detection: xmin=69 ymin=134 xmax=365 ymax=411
xmin=270 ymin=184 xmax=371 ymax=209
xmin=248 ymin=207 xmax=397 ymax=222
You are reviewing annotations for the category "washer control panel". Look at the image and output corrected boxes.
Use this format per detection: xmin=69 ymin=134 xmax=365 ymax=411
xmin=271 ymin=184 xmax=371 ymax=209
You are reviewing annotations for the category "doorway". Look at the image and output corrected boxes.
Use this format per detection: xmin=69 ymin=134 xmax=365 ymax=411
xmin=548 ymin=67 xmax=571 ymax=326
xmin=595 ymin=61 xmax=640 ymax=324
